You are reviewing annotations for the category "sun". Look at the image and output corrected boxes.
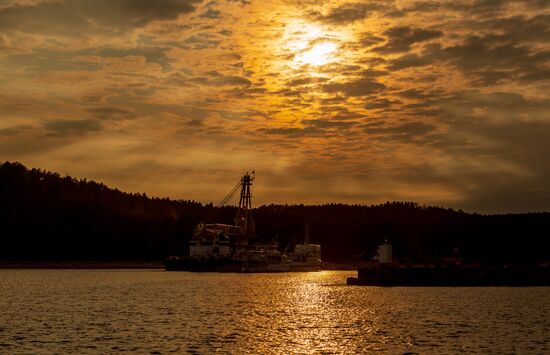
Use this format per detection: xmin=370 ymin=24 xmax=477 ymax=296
xmin=281 ymin=21 xmax=339 ymax=67
xmin=295 ymin=41 xmax=338 ymax=66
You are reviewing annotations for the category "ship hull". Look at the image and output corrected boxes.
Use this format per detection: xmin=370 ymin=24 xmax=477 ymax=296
xmin=165 ymin=257 xmax=241 ymax=272
xmin=165 ymin=257 xmax=321 ymax=273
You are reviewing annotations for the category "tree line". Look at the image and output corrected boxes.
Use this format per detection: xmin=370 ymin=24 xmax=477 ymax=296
xmin=1 ymin=161 xmax=549 ymax=265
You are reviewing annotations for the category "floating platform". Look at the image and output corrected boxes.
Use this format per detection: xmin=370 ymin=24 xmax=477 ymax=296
xmin=347 ymin=264 xmax=550 ymax=286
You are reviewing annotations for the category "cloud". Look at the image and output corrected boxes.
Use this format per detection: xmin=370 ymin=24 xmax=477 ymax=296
xmin=87 ymin=106 xmax=137 ymax=121
xmin=320 ymin=106 xmax=363 ymax=120
xmin=322 ymin=78 xmax=386 ymax=97
xmin=1 ymin=0 xmax=549 ymax=213
xmin=374 ymin=26 xmax=443 ymax=54
xmin=364 ymin=122 xmax=437 ymax=143
xmin=365 ymin=98 xmax=400 ymax=110
xmin=210 ymin=76 xmax=252 ymax=86
xmin=228 ymin=0 xmax=251 ymax=5
xmin=0 ymin=0 xmax=202 ymax=35
xmin=468 ymin=91 xmax=550 ymax=114
xmin=310 ymin=2 xmax=385 ymax=24
xmin=190 ymin=71 xmax=252 ymax=87
xmin=402 ymin=0 xmax=508 ymax=16
xmin=3 ymin=49 xmax=103 ymax=73
xmin=316 ymin=63 xmax=364 ymax=75
xmin=468 ymin=70 xmax=514 ymax=85
xmin=94 ymin=47 xmax=171 ymax=70
xmin=0 ymin=125 xmax=32 ymax=137
xmin=288 ymin=77 xmax=330 ymax=87
xmin=304 ymin=119 xmax=357 ymax=129
xmin=397 ymin=89 xmax=445 ymax=100
xmin=464 ymin=0 xmax=507 ymax=15
xmin=229 ymin=86 xmax=269 ymax=99
xmin=44 ymin=119 xmax=102 ymax=136
xmin=520 ymin=69 xmax=550 ymax=82
xmin=438 ymin=120 xmax=550 ymax=212
xmin=167 ymin=70 xmax=252 ymax=88
xmin=397 ymin=88 xmax=550 ymax=125
xmin=444 ymin=36 xmax=534 ymax=71
xmin=200 ymin=8 xmax=222 ymax=19
xmin=179 ymin=32 xmax=223 ymax=50
xmin=259 ymin=126 xmax=319 ymax=138
xmin=357 ymin=32 xmax=385 ymax=47
xmin=480 ymin=14 xmax=550 ymax=44
xmin=385 ymin=26 xmax=550 ymax=82
xmin=388 ymin=53 xmax=434 ymax=71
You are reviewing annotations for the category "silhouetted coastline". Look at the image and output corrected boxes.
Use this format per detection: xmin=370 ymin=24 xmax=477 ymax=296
xmin=2 ymin=161 xmax=549 ymax=269
xmin=0 ymin=261 xmax=164 ymax=269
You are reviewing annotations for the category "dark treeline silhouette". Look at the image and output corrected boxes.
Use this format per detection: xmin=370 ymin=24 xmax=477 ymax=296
xmin=1 ymin=161 xmax=549 ymax=265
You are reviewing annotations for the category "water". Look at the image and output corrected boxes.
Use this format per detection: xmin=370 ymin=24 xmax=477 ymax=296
xmin=1 ymin=270 xmax=549 ymax=354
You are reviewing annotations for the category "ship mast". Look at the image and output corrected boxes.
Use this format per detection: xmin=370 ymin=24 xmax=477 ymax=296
xmin=234 ymin=171 xmax=255 ymax=234
xmin=238 ymin=172 xmax=253 ymax=211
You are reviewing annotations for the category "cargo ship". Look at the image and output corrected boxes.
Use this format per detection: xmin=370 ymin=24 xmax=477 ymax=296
xmin=165 ymin=172 xmax=321 ymax=272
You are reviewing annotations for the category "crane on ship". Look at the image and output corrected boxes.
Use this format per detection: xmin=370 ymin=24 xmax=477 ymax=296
xmin=166 ymin=170 xmax=322 ymax=272
xmin=187 ymin=170 xmax=256 ymax=259
xmin=216 ymin=171 xmax=255 ymax=235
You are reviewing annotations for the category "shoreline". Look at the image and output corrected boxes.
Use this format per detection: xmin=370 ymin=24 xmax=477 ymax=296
xmin=0 ymin=261 xmax=165 ymax=269
xmin=0 ymin=261 xmax=361 ymax=270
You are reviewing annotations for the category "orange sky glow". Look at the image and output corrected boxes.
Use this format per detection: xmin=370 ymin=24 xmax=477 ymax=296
xmin=0 ymin=0 xmax=549 ymax=213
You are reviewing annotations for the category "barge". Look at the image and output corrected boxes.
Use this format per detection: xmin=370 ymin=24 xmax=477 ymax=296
xmin=347 ymin=241 xmax=550 ymax=286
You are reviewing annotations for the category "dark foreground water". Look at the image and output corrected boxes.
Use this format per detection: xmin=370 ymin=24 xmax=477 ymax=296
xmin=1 ymin=270 xmax=549 ymax=354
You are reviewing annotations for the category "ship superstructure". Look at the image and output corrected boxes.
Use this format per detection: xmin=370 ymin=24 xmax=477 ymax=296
xmin=189 ymin=172 xmax=255 ymax=261
xmin=165 ymin=172 xmax=321 ymax=272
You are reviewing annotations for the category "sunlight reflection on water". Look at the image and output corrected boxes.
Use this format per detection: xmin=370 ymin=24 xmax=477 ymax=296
xmin=1 ymin=270 xmax=549 ymax=354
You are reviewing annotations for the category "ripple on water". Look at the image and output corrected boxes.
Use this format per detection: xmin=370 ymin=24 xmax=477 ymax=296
xmin=0 ymin=270 xmax=549 ymax=354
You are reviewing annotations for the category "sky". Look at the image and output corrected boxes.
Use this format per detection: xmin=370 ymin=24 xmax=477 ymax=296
xmin=0 ymin=0 xmax=549 ymax=213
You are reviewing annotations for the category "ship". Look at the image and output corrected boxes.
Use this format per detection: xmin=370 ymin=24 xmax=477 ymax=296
xmin=165 ymin=172 xmax=321 ymax=272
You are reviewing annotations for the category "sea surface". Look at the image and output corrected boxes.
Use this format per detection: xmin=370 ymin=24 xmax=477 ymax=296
xmin=1 ymin=270 xmax=549 ymax=354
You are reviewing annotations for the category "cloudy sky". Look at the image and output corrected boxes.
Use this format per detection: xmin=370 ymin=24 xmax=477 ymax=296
xmin=0 ymin=0 xmax=549 ymax=213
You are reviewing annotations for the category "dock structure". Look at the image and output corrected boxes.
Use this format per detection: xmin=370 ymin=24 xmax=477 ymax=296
xmin=347 ymin=241 xmax=550 ymax=286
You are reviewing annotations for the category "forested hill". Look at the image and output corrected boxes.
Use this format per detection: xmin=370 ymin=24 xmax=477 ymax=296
xmin=1 ymin=161 xmax=549 ymax=264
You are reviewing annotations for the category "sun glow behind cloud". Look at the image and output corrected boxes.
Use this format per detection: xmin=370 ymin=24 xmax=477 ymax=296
xmin=295 ymin=42 xmax=338 ymax=66
xmin=277 ymin=20 xmax=345 ymax=70
xmin=0 ymin=0 xmax=549 ymax=212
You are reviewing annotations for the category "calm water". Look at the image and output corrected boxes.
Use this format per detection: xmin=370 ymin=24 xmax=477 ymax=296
xmin=1 ymin=270 xmax=549 ymax=354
